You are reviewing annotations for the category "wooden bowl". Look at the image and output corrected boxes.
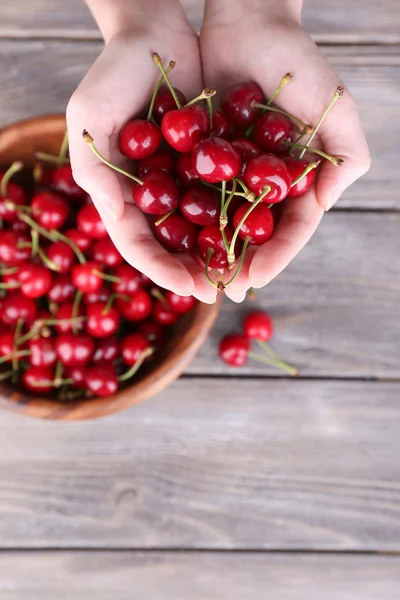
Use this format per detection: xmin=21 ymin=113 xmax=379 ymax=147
xmin=0 ymin=115 xmax=221 ymax=420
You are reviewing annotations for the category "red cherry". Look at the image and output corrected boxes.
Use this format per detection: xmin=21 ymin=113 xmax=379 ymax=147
xmin=22 ymin=366 xmax=54 ymax=393
xmin=210 ymin=111 xmax=230 ymax=137
xmin=29 ymin=337 xmax=57 ymax=368
xmin=221 ymin=82 xmax=263 ymax=126
xmin=192 ymin=137 xmax=241 ymax=183
xmin=65 ymin=365 xmax=86 ymax=388
xmin=18 ymin=264 xmax=53 ymax=298
xmin=92 ymin=335 xmax=119 ymax=364
xmin=119 ymin=118 xmax=162 ymax=160
xmin=54 ymin=302 xmax=85 ymax=334
xmin=231 ymin=138 xmax=261 ymax=174
xmin=55 ymin=333 xmax=95 ymax=367
xmin=83 ymin=285 xmax=111 ymax=306
xmin=1 ymin=292 xmax=37 ymax=326
xmin=244 ymin=154 xmax=291 ymax=203
xmin=65 ymin=228 xmax=91 ymax=252
xmin=86 ymin=302 xmax=120 ymax=337
xmin=197 ymin=225 xmax=241 ymax=269
xmin=132 ymin=171 xmax=180 ymax=215
xmin=180 ymin=184 xmax=219 ymax=226
xmin=116 ymin=288 xmax=152 ymax=322
xmin=0 ymin=231 xmax=31 ymax=266
xmin=154 ymin=212 xmax=197 ymax=253
xmin=48 ymin=274 xmax=75 ymax=303
xmin=2 ymin=268 xmax=20 ymax=290
xmin=233 ymin=202 xmax=274 ymax=245
xmin=136 ymin=150 xmax=175 ymax=178
xmin=161 ymin=105 xmax=209 ymax=153
xmin=31 ymin=191 xmax=69 ymax=230
xmin=243 ymin=310 xmax=274 ymax=342
xmin=51 ymin=165 xmax=86 ymax=202
xmin=11 ymin=219 xmax=30 ymax=233
xmin=152 ymin=299 xmax=178 ymax=326
xmin=77 ymin=204 xmax=107 ymax=239
xmin=153 ymin=85 xmax=187 ymax=124
xmin=176 ymin=153 xmax=200 ymax=187
xmin=219 ymin=334 xmax=250 ymax=367
xmin=165 ymin=291 xmax=196 ymax=314
xmin=121 ymin=332 xmax=150 ymax=366
xmin=284 ymin=157 xmax=317 ymax=198
xmin=139 ymin=272 xmax=152 ymax=287
xmin=112 ymin=264 xmax=142 ymax=295
xmin=137 ymin=320 xmax=165 ymax=351
xmin=71 ymin=261 xmax=103 ymax=294
xmin=0 ymin=182 xmax=26 ymax=223
xmin=47 ymin=241 xmax=75 ymax=274
xmin=85 ymin=364 xmax=118 ymax=397
xmin=253 ymin=113 xmax=293 ymax=154
xmin=91 ymin=238 xmax=123 ymax=267
xmin=0 ymin=332 xmax=14 ymax=361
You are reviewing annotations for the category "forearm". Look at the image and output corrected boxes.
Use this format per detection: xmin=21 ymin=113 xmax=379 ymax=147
xmin=203 ymin=0 xmax=303 ymax=23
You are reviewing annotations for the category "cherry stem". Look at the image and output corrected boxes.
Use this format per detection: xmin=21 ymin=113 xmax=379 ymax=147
xmin=30 ymin=377 xmax=74 ymax=389
xmin=42 ymin=316 xmax=87 ymax=327
xmin=92 ymin=269 xmax=120 ymax=284
xmin=118 ymin=347 xmax=154 ymax=382
xmin=0 ymin=369 xmax=14 ymax=382
xmin=0 ymin=267 xmax=18 ymax=275
xmin=287 ymin=143 xmax=344 ymax=167
xmin=299 ymin=85 xmax=344 ymax=159
xmin=154 ymin=209 xmax=175 ymax=227
xmin=0 ymin=349 xmax=31 ymax=365
xmin=224 ymin=236 xmax=250 ymax=285
xmin=4 ymin=201 xmax=32 ymax=213
xmin=289 ymin=126 xmax=313 ymax=155
xmin=207 ymin=97 xmax=213 ymax=129
xmin=220 ymin=181 xmax=226 ymax=213
xmin=147 ymin=60 xmax=175 ymax=121
xmin=290 ymin=160 xmax=321 ymax=188
xmin=31 ymin=229 xmax=39 ymax=259
xmin=247 ymin=287 xmax=256 ymax=301
xmin=184 ymin=88 xmax=216 ymax=108
xmin=252 ymin=103 xmax=309 ymax=131
xmin=204 ymin=249 xmax=219 ymax=290
xmin=268 ymin=73 xmax=292 ymax=106
xmin=234 ymin=178 xmax=255 ymax=202
xmin=12 ymin=318 xmax=24 ymax=377
xmin=58 ymin=130 xmax=69 ymax=167
xmin=37 ymin=246 xmax=60 ymax=272
xmin=103 ymin=293 xmax=129 ymax=314
xmin=248 ymin=348 xmax=299 ymax=377
xmin=0 ymin=282 xmax=20 ymax=290
xmin=152 ymin=53 xmax=182 ymax=109
xmin=220 ymin=180 xmax=237 ymax=230
xmin=0 ymin=161 xmax=23 ymax=197
xmin=59 ymin=387 xmax=86 ymax=401
xmin=72 ymin=290 xmax=83 ymax=334
xmin=221 ymin=228 xmax=230 ymax=255
xmin=82 ymin=131 xmax=143 ymax=185
xmin=150 ymin=287 xmax=169 ymax=310
xmin=34 ymin=152 xmax=70 ymax=165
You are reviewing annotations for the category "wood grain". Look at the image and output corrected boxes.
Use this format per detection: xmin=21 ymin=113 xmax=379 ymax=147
xmin=1 ymin=378 xmax=399 ymax=550
xmin=0 ymin=42 xmax=399 ymax=209
xmin=1 ymin=0 xmax=399 ymax=43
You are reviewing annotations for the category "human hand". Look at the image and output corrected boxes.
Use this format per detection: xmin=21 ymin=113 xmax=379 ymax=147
xmin=200 ymin=0 xmax=371 ymax=302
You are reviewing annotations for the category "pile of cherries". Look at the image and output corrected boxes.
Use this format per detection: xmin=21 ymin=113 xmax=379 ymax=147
xmin=84 ymin=53 xmax=344 ymax=290
xmin=0 ymin=157 xmax=196 ymax=398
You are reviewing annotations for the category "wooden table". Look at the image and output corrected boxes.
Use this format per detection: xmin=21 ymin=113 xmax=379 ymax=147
xmin=1 ymin=2 xmax=400 ymax=598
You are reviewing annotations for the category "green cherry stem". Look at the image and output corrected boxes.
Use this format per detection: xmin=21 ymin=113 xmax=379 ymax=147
xmin=290 ymin=160 xmax=321 ymax=188
xmin=0 ymin=369 xmax=14 ymax=382
xmin=220 ymin=181 xmax=226 ymax=213
xmin=34 ymin=152 xmax=70 ymax=165
xmin=248 ymin=350 xmax=299 ymax=376
xmin=103 ymin=293 xmax=129 ymax=314
xmin=0 ymin=267 xmax=18 ymax=276
xmin=255 ymin=340 xmax=299 ymax=376
xmin=234 ymin=178 xmax=256 ymax=202
xmin=118 ymin=347 xmax=154 ymax=382
xmin=30 ymin=228 xmax=39 ymax=259
xmin=154 ymin=210 xmax=175 ymax=227
xmin=220 ymin=180 xmax=237 ymax=230
xmin=224 ymin=236 xmax=251 ymax=286
xmin=83 ymin=131 xmax=143 ymax=185
xmin=287 ymin=142 xmax=344 ymax=167
xmin=204 ymin=249 xmax=225 ymax=291
xmin=58 ymin=130 xmax=69 ymax=167
xmin=152 ymin=53 xmax=182 ymax=109
xmin=252 ymin=103 xmax=309 ymax=131
xmin=207 ymin=97 xmax=213 ymax=128
xmin=0 ymin=350 xmax=31 ymax=365
xmin=185 ymin=88 xmax=216 ymax=108
xmin=72 ymin=290 xmax=83 ymax=334
xmin=92 ymin=269 xmax=120 ymax=284
xmin=268 ymin=72 xmax=292 ymax=106
xmin=12 ymin=318 xmax=25 ymax=380
xmin=150 ymin=287 xmax=169 ymax=310
xmin=147 ymin=60 xmax=175 ymax=121
xmin=221 ymin=228 xmax=230 ymax=254
xmin=0 ymin=161 xmax=23 ymax=197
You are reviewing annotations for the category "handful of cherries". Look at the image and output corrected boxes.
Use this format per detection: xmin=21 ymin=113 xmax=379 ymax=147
xmin=83 ymin=53 xmax=344 ymax=291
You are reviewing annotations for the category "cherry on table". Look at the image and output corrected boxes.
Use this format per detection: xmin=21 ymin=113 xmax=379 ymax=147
xmin=65 ymin=228 xmax=91 ymax=252
xmin=244 ymin=153 xmax=291 ymax=203
xmin=221 ymin=81 xmax=263 ymax=126
xmin=115 ymin=288 xmax=152 ymax=322
xmin=86 ymin=302 xmax=120 ymax=338
xmin=112 ymin=264 xmax=142 ymax=295
xmin=137 ymin=320 xmax=165 ymax=351
xmin=243 ymin=310 xmax=274 ymax=342
xmin=233 ymin=202 xmax=274 ymax=245
xmin=121 ymin=332 xmax=150 ymax=366
xmin=54 ymin=302 xmax=85 ymax=334
xmin=231 ymin=138 xmax=261 ymax=173
xmin=0 ymin=231 xmax=31 ymax=266
xmin=31 ymin=191 xmax=69 ymax=230
xmin=18 ymin=264 xmax=53 ymax=298
xmin=48 ymin=274 xmax=75 ymax=303
xmin=192 ymin=137 xmax=241 ymax=183
xmin=283 ymin=156 xmax=317 ymax=198
xmin=154 ymin=212 xmax=197 ymax=253
xmin=47 ymin=241 xmax=76 ymax=274
xmin=132 ymin=171 xmax=180 ymax=215
xmin=153 ymin=85 xmax=187 ymax=124
xmin=219 ymin=334 xmax=251 ymax=367
xmin=253 ymin=113 xmax=293 ymax=154
xmin=22 ymin=365 xmax=55 ymax=394
xmin=152 ymin=299 xmax=179 ymax=326
xmin=29 ymin=337 xmax=57 ymax=368
xmin=119 ymin=118 xmax=162 ymax=160
xmin=180 ymin=184 xmax=220 ymax=226
xmin=77 ymin=204 xmax=108 ymax=239
xmin=55 ymin=333 xmax=95 ymax=367
xmin=176 ymin=153 xmax=200 ymax=187
xmin=85 ymin=364 xmax=118 ymax=397
xmin=51 ymin=165 xmax=86 ymax=202
xmin=92 ymin=335 xmax=119 ymax=364
xmin=1 ymin=292 xmax=37 ymax=326
xmin=137 ymin=150 xmax=175 ymax=178
xmin=161 ymin=105 xmax=209 ymax=153
xmin=165 ymin=291 xmax=196 ymax=314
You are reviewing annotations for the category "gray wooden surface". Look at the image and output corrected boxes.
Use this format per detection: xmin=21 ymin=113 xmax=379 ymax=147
xmin=0 ymin=1 xmax=399 ymax=598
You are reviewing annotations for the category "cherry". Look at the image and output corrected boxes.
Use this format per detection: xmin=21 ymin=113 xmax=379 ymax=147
xmin=48 ymin=274 xmax=75 ymax=303
xmin=283 ymin=157 xmax=317 ymax=198
xmin=231 ymin=138 xmax=261 ymax=173
xmin=176 ymin=153 xmax=200 ymax=187
xmin=197 ymin=225 xmax=240 ymax=269
xmin=116 ymin=288 xmax=152 ymax=322
xmin=54 ymin=303 xmax=85 ymax=334
xmin=221 ymin=81 xmax=263 ymax=126
xmin=140 ymin=272 xmax=152 ymax=287
xmin=161 ymin=105 xmax=209 ymax=153
xmin=18 ymin=264 xmax=53 ymax=298
xmin=152 ymin=299 xmax=179 ymax=326
xmin=219 ymin=334 xmax=251 ymax=367
xmin=77 ymin=204 xmax=107 ymax=239
xmin=112 ymin=264 xmax=142 ymax=295
xmin=243 ymin=310 xmax=274 ymax=342
xmin=65 ymin=228 xmax=91 ymax=252
xmin=55 ymin=333 xmax=95 ymax=367
xmin=253 ymin=113 xmax=293 ymax=154
xmin=233 ymin=202 xmax=274 ymax=245
xmin=83 ymin=285 xmax=112 ymax=306
xmin=192 ymin=137 xmax=241 ymax=183
xmin=91 ymin=238 xmax=123 ymax=267
xmin=244 ymin=154 xmax=291 ymax=203
xmin=11 ymin=220 xmax=30 ymax=233
xmin=29 ymin=337 xmax=57 ymax=368
xmin=180 ymin=184 xmax=219 ymax=226
xmin=119 ymin=119 xmax=162 ymax=160
xmin=136 ymin=150 xmax=175 ymax=178
xmin=153 ymin=85 xmax=187 ymax=124
xmin=1 ymin=292 xmax=37 ymax=326
xmin=2 ymin=269 xmax=20 ymax=290
xmin=47 ymin=241 xmax=75 ymax=274
xmin=0 ymin=231 xmax=31 ymax=266
xmin=132 ymin=171 xmax=179 ymax=215
xmin=71 ymin=261 xmax=103 ymax=294
xmin=85 ymin=364 xmax=118 ymax=397
xmin=22 ymin=366 xmax=54 ymax=393
xmin=64 ymin=366 xmax=86 ymax=388
xmin=86 ymin=302 xmax=120 ymax=338
xmin=137 ymin=320 xmax=165 ymax=351
xmin=51 ymin=165 xmax=86 ymax=202
xmin=0 ymin=186 xmax=26 ymax=223
xmin=210 ymin=111 xmax=230 ymax=137
xmin=92 ymin=335 xmax=119 ymax=364
xmin=154 ymin=212 xmax=197 ymax=253
xmin=121 ymin=333 xmax=150 ymax=366
xmin=0 ymin=332 xmax=14 ymax=360
xmin=31 ymin=191 xmax=69 ymax=230
xmin=165 ymin=291 xmax=196 ymax=314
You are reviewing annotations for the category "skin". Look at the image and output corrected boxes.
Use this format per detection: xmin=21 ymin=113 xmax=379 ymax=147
xmin=68 ymin=0 xmax=370 ymax=303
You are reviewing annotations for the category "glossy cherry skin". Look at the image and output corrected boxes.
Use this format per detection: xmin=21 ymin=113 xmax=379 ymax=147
xmin=112 ymin=264 xmax=142 ymax=295
xmin=180 ymin=184 xmax=219 ymax=226
xmin=71 ymin=261 xmax=103 ymax=294
xmin=54 ymin=302 xmax=85 ymax=334
xmin=83 ymin=285 xmax=112 ymax=306
xmin=90 ymin=238 xmax=123 ymax=267
xmin=31 ymin=191 xmax=69 ymax=230
xmin=165 ymin=291 xmax=196 ymax=314
xmin=132 ymin=171 xmax=180 ymax=215
xmin=121 ymin=332 xmax=150 ymax=366
xmin=137 ymin=150 xmax=175 ymax=178
xmin=65 ymin=366 xmax=86 ymax=388
xmin=11 ymin=219 xmax=30 ymax=233
xmin=244 ymin=154 xmax=291 ymax=203
xmin=0 ymin=231 xmax=31 ymax=266
xmin=85 ymin=364 xmax=118 ymax=397
xmin=0 ymin=332 xmax=14 ymax=361
xmin=152 ymin=300 xmax=179 ymax=326
xmin=28 ymin=337 xmax=57 ymax=368
xmin=231 ymin=138 xmax=261 ymax=174
xmin=0 ymin=182 xmax=26 ymax=223
xmin=115 ymin=289 xmax=152 ymax=322
xmin=1 ymin=292 xmax=37 ymax=326
xmin=55 ymin=333 xmax=95 ymax=367
xmin=233 ymin=202 xmax=274 ymax=245
xmin=86 ymin=302 xmax=120 ymax=338
xmin=253 ymin=113 xmax=293 ymax=154
xmin=210 ymin=111 xmax=230 ymax=137
xmin=22 ymin=366 xmax=54 ymax=394
xmin=77 ymin=204 xmax=107 ymax=239
xmin=192 ymin=137 xmax=241 ymax=183
xmin=65 ymin=228 xmax=91 ymax=252
xmin=48 ymin=274 xmax=75 ymax=303
xmin=51 ymin=165 xmax=86 ymax=202
xmin=47 ymin=241 xmax=76 ymax=274
xmin=176 ymin=153 xmax=200 ymax=187
xmin=197 ymin=225 xmax=240 ymax=269
xmin=153 ymin=85 xmax=187 ymax=124
xmin=221 ymin=81 xmax=263 ymax=126
xmin=219 ymin=334 xmax=250 ymax=367
xmin=18 ymin=264 xmax=53 ymax=298
xmin=154 ymin=212 xmax=197 ymax=253
xmin=92 ymin=335 xmax=119 ymax=364
xmin=284 ymin=157 xmax=317 ymax=198
xmin=137 ymin=320 xmax=165 ymax=352
xmin=119 ymin=118 xmax=162 ymax=160
xmin=162 ymin=105 xmax=209 ymax=153
xmin=243 ymin=310 xmax=274 ymax=342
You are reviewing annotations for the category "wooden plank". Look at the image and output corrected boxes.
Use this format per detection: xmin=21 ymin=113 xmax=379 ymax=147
xmin=0 ymin=379 xmax=399 ymax=550
xmin=0 ymin=41 xmax=399 ymax=210
xmin=0 ymin=0 xmax=400 ymax=43
xmin=1 ymin=552 xmax=400 ymax=600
